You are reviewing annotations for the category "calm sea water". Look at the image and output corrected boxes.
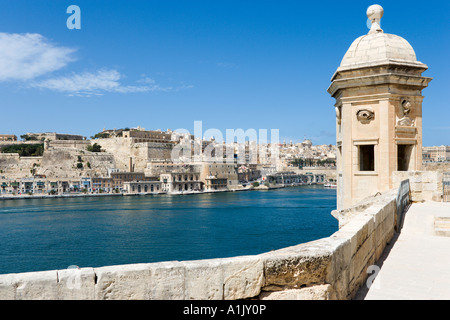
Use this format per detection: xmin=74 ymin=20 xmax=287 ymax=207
xmin=0 ymin=186 xmax=337 ymax=275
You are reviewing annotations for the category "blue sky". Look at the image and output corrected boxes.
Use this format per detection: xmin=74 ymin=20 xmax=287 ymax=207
xmin=0 ymin=0 xmax=448 ymax=146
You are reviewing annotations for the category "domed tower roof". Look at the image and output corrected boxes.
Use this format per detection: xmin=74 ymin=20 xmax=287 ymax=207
xmin=339 ymin=33 xmax=418 ymax=68
xmin=336 ymin=4 xmax=427 ymax=72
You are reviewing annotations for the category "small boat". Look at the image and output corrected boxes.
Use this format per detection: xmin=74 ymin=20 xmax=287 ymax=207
xmin=324 ymin=183 xmax=337 ymax=188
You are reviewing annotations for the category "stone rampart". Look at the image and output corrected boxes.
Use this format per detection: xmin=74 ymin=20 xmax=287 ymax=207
xmin=0 ymin=154 xmax=42 ymax=179
xmin=97 ymin=138 xmax=173 ymax=172
xmin=0 ymin=187 xmax=400 ymax=300
xmin=36 ymin=148 xmax=115 ymax=179
xmin=49 ymin=140 xmax=91 ymax=150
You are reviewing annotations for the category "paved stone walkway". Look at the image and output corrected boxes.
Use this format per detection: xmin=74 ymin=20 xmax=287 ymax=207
xmin=355 ymin=201 xmax=450 ymax=300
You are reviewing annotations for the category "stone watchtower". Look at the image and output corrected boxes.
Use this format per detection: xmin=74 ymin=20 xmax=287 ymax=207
xmin=328 ymin=5 xmax=432 ymax=210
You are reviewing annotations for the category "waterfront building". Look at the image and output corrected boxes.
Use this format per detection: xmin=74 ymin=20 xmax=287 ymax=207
xmin=123 ymin=181 xmax=163 ymax=194
xmin=92 ymin=177 xmax=113 ymax=192
xmin=159 ymin=165 xmax=203 ymax=193
xmin=80 ymin=177 xmax=92 ymax=192
xmin=0 ymin=180 xmax=17 ymax=194
xmin=204 ymin=176 xmax=228 ymax=191
xmin=304 ymin=172 xmax=326 ymax=184
xmin=265 ymin=172 xmax=325 ymax=185
xmin=69 ymin=179 xmax=81 ymax=192
xmin=266 ymin=172 xmax=305 ymax=185
xmin=110 ymin=171 xmax=146 ymax=188
xmin=237 ymin=164 xmax=262 ymax=183
xmin=204 ymin=162 xmax=240 ymax=189
xmin=328 ymin=4 xmax=432 ymax=210
xmin=422 ymin=145 xmax=450 ymax=162
xmin=147 ymin=161 xmax=240 ymax=192
xmin=0 ymin=177 xmax=54 ymax=195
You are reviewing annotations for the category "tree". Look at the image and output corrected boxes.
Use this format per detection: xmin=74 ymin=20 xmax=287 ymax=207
xmin=20 ymin=134 xmax=38 ymax=141
xmin=87 ymin=143 xmax=102 ymax=152
xmin=92 ymin=132 xmax=110 ymax=139
xmin=1 ymin=144 xmax=44 ymax=157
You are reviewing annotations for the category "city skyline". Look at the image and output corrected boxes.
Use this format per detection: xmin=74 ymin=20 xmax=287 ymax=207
xmin=0 ymin=0 xmax=448 ymax=146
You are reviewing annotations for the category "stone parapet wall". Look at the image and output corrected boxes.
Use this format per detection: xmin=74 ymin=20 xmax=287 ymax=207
xmin=393 ymin=171 xmax=443 ymax=202
xmin=0 ymin=189 xmax=399 ymax=300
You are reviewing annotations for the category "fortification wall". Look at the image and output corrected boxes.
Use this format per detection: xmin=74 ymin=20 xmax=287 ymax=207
xmin=97 ymin=138 xmax=173 ymax=172
xmin=94 ymin=138 xmax=132 ymax=171
xmin=0 ymin=140 xmax=114 ymax=179
xmin=0 ymin=154 xmax=42 ymax=178
xmin=37 ymin=149 xmax=115 ymax=179
xmin=132 ymin=142 xmax=174 ymax=172
xmin=49 ymin=140 xmax=91 ymax=150
xmin=0 ymin=188 xmax=399 ymax=300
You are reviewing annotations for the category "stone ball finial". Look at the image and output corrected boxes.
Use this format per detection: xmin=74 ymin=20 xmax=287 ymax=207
xmin=367 ymin=4 xmax=384 ymax=20
xmin=367 ymin=4 xmax=384 ymax=34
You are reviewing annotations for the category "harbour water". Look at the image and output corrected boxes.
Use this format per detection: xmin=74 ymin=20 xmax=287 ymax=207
xmin=0 ymin=186 xmax=337 ymax=275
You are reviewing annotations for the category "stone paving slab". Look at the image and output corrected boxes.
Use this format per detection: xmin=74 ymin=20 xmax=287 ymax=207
xmin=355 ymin=201 xmax=450 ymax=300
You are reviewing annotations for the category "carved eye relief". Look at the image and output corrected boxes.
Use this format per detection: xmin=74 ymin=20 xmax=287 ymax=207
xmin=356 ymin=108 xmax=375 ymax=122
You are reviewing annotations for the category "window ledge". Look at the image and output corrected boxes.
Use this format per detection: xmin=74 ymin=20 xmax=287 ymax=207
xmin=354 ymin=171 xmax=378 ymax=176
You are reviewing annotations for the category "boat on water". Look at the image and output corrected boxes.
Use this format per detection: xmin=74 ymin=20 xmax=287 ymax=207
xmin=324 ymin=183 xmax=337 ymax=188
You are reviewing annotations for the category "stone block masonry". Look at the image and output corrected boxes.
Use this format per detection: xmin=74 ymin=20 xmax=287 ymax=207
xmin=393 ymin=171 xmax=443 ymax=202
xmin=0 ymin=188 xmax=401 ymax=300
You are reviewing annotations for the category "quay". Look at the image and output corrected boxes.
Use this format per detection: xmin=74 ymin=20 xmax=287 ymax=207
xmin=0 ymin=181 xmax=314 ymax=201
xmin=0 ymin=192 xmax=123 ymax=200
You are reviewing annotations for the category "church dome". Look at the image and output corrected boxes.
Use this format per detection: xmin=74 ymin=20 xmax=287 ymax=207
xmin=337 ymin=4 xmax=426 ymax=71
xmin=302 ymin=139 xmax=312 ymax=147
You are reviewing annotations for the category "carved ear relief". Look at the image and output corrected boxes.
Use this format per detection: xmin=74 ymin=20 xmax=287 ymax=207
xmin=335 ymin=107 xmax=342 ymax=125
xmin=397 ymin=99 xmax=414 ymax=127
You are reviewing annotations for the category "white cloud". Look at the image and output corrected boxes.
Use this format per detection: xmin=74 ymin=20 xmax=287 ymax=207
xmin=0 ymin=33 xmax=75 ymax=81
xmin=0 ymin=32 xmax=192 ymax=96
xmin=31 ymin=69 xmax=173 ymax=96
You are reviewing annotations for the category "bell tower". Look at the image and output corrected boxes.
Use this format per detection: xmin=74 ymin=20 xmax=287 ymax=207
xmin=328 ymin=5 xmax=432 ymax=210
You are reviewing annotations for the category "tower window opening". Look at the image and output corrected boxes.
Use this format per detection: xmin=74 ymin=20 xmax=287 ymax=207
xmin=398 ymin=144 xmax=413 ymax=171
xmin=359 ymin=145 xmax=375 ymax=171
